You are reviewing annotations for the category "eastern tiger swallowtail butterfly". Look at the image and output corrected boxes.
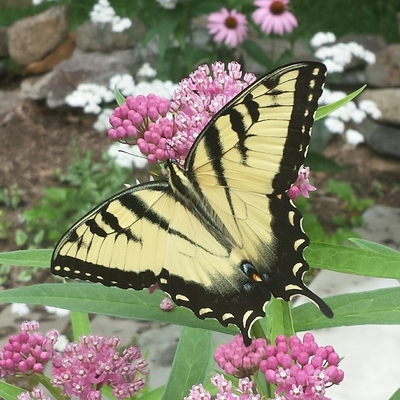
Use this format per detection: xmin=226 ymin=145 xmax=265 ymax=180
xmin=51 ymin=61 xmax=333 ymax=346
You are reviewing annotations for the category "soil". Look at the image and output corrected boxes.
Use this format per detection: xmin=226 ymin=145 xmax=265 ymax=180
xmin=1 ymin=83 xmax=400 ymax=290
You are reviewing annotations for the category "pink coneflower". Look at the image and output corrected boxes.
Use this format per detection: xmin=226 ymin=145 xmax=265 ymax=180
xmin=252 ymin=0 xmax=298 ymax=35
xmin=207 ymin=8 xmax=248 ymax=48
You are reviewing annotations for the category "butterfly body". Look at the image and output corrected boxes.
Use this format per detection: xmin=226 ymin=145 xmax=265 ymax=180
xmin=52 ymin=62 xmax=333 ymax=345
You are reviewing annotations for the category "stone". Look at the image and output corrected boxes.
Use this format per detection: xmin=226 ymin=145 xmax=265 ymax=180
xmin=358 ymin=88 xmax=400 ymax=126
xmin=24 ymin=32 xmax=76 ymax=76
xmin=7 ymin=6 xmax=69 ymax=66
xmin=20 ymin=72 xmax=53 ymax=100
xmin=365 ymin=44 xmax=400 ymax=87
xmin=359 ymin=117 xmax=400 ymax=159
xmin=338 ymin=34 xmax=387 ymax=56
xmin=76 ymin=18 xmax=147 ymax=53
xmin=0 ymin=26 xmax=8 ymax=58
xmin=46 ymin=49 xmax=139 ymax=108
xmin=0 ymin=89 xmax=21 ymax=117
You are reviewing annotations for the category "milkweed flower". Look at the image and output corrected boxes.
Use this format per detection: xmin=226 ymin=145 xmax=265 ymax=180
xmin=18 ymin=388 xmax=51 ymax=400
xmin=288 ymin=166 xmax=316 ymax=201
xmin=207 ymin=8 xmax=248 ymax=48
xmin=51 ymin=335 xmax=148 ymax=400
xmin=260 ymin=333 xmax=344 ymax=400
xmin=252 ymin=0 xmax=298 ymax=35
xmin=0 ymin=321 xmax=58 ymax=377
xmin=108 ymin=61 xmax=256 ymax=165
xmin=184 ymin=373 xmax=261 ymax=399
xmin=214 ymin=334 xmax=270 ymax=378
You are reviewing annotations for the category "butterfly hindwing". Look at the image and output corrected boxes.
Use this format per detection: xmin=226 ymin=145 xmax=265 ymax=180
xmin=52 ymin=62 xmax=332 ymax=345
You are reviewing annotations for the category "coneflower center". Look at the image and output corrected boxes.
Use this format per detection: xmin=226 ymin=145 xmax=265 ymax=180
xmin=270 ymin=1 xmax=286 ymax=15
xmin=225 ymin=16 xmax=238 ymax=29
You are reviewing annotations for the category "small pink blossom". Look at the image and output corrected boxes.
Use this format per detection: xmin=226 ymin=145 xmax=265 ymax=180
xmin=51 ymin=335 xmax=148 ymax=400
xmin=252 ymin=0 xmax=298 ymax=36
xmin=288 ymin=166 xmax=316 ymax=201
xmin=207 ymin=8 xmax=248 ymax=48
xmin=184 ymin=374 xmax=261 ymax=400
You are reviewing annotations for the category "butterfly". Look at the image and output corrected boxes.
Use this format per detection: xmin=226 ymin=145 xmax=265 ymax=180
xmin=51 ymin=62 xmax=333 ymax=346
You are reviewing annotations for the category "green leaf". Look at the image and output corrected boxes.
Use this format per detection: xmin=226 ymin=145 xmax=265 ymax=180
xmin=389 ymin=387 xmax=400 ymax=400
xmin=349 ymin=238 xmax=400 ymax=256
xmin=0 ymin=381 xmax=24 ymax=400
xmin=315 ymin=85 xmax=366 ymax=120
xmin=114 ymin=86 xmax=126 ymax=106
xmin=71 ymin=310 xmax=91 ymax=339
xmin=0 ymin=249 xmax=51 ymax=268
xmin=293 ymin=287 xmax=400 ymax=331
xmin=161 ymin=327 xmax=212 ymax=400
xmin=306 ymin=151 xmax=347 ymax=173
xmin=306 ymin=242 xmax=400 ymax=279
xmin=0 ymin=283 xmax=238 ymax=337
xmin=267 ymin=298 xmax=295 ymax=341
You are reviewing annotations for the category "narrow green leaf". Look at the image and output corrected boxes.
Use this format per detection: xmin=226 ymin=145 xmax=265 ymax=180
xmin=349 ymin=238 xmax=400 ymax=256
xmin=0 ymin=249 xmax=51 ymax=268
xmin=71 ymin=310 xmax=91 ymax=340
xmin=389 ymin=387 xmax=400 ymax=400
xmin=0 ymin=283 xmax=238 ymax=336
xmin=306 ymin=242 xmax=400 ymax=279
xmin=268 ymin=298 xmax=295 ymax=341
xmin=315 ymin=85 xmax=366 ymax=120
xmin=294 ymin=287 xmax=400 ymax=331
xmin=162 ymin=327 xmax=212 ymax=400
xmin=0 ymin=381 xmax=24 ymax=400
xmin=113 ymin=86 xmax=126 ymax=106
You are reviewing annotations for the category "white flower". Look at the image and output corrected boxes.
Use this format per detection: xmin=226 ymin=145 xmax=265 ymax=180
xmin=324 ymin=117 xmax=345 ymax=134
xmin=11 ymin=303 xmax=30 ymax=316
xmin=107 ymin=143 xmax=148 ymax=169
xmin=90 ymin=0 xmax=131 ymax=32
xmin=310 ymin=32 xmax=336 ymax=48
xmin=109 ymin=74 xmax=136 ymax=97
xmin=345 ymin=129 xmax=365 ymax=145
xmin=156 ymin=0 xmax=178 ymax=9
xmin=359 ymin=99 xmax=382 ymax=119
xmin=65 ymin=83 xmax=114 ymax=114
xmin=137 ymin=63 xmax=157 ymax=78
xmin=132 ymin=79 xmax=178 ymax=99
xmin=94 ymin=108 xmax=113 ymax=132
xmin=112 ymin=16 xmax=132 ymax=32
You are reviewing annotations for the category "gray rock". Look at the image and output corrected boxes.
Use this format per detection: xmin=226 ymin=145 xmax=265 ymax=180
xmin=7 ymin=6 xmax=69 ymax=66
xmin=358 ymin=88 xmax=400 ymax=126
xmin=0 ymin=89 xmax=21 ymax=117
xmin=76 ymin=18 xmax=147 ymax=53
xmin=359 ymin=117 xmax=400 ymax=159
xmin=338 ymin=34 xmax=387 ymax=57
xmin=0 ymin=26 xmax=8 ymax=58
xmin=46 ymin=49 xmax=138 ymax=108
xmin=365 ymin=44 xmax=400 ymax=87
xmin=20 ymin=72 xmax=54 ymax=100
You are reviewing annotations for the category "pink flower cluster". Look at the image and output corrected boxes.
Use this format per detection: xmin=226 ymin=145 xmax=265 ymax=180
xmin=261 ymin=333 xmax=344 ymax=400
xmin=206 ymin=1 xmax=298 ymax=48
xmin=0 ymin=321 xmax=58 ymax=377
xmin=185 ymin=374 xmax=260 ymax=400
xmin=214 ymin=334 xmax=344 ymax=400
xmin=52 ymin=335 xmax=148 ymax=400
xmin=108 ymin=61 xmax=256 ymax=165
xmin=108 ymin=94 xmax=173 ymax=163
